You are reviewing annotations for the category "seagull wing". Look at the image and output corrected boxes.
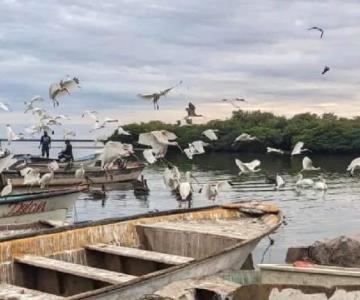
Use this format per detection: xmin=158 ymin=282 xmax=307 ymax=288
xmin=291 ymin=141 xmax=304 ymax=155
xmin=143 ymin=149 xmax=157 ymax=164
xmin=203 ymin=129 xmax=218 ymax=141
xmin=137 ymin=93 xmax=155 ymax=100
xmin=246 ymin=159 xmax=261 ymax=171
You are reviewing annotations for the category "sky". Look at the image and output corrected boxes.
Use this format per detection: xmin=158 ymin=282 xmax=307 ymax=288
xmin=1 ymin=0 xmax=360 ymax=134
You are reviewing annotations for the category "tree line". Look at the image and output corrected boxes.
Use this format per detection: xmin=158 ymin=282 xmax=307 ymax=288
xmin=109 ymin=110 xmax=360 ymax=154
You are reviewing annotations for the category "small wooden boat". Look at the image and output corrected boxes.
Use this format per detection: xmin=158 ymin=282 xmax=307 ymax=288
xmin=0 ymin=186 xmax=85 ymax=224
xmin=0 ymin=161 xmax=145 ymax=188
xmin=0 ymin=201 xmax=282 ymax=299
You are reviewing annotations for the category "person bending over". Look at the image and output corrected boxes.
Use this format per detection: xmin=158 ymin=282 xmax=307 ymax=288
xmin=58 ymin=140 xmax=74 ymax=162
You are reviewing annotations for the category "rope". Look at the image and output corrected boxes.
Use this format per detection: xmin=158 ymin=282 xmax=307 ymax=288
xmin=261 ymin=235 xmax=275 ymax=263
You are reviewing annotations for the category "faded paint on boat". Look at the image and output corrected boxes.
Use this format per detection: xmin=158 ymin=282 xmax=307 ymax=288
xmin=0 ymin=187 xmax=84 ymax=224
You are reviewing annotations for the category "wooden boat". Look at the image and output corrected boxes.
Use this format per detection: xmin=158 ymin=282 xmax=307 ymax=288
xmin=0 ymin=186 xmax=85 ymax=224
xmin=0 ymin=161 xmax=145 ymax=188
xmin=259 ymin=263 xmax=360 ymax=288
xmin=0 ymin=201 xmax=282 ymax=299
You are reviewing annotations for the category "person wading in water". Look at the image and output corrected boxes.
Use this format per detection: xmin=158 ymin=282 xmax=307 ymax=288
xmin=39 ymin=131 xmax=51 ymax=158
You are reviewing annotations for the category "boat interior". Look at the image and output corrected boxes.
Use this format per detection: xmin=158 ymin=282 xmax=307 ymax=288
xmin=0 ymin=202 xmax=281 ymax=298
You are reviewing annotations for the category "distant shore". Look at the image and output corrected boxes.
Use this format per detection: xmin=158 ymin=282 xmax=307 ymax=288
xmin=109 ymin=110 xmax=360 ymax=155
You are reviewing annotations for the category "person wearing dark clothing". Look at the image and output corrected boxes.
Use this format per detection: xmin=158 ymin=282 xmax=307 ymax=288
xmin=39 ymin=131 xmax=51 ymax=158
xmin=58 ymin=140 xmax=74 ymax=162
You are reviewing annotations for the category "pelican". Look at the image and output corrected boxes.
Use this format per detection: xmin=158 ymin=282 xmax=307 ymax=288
xmin=137 ymin=81 xmax=182 ymax=110
xmin=202 ymin=129 xmax=218 ymax=141
xmin=75 ymin=163 xmax=85 ymax=179
xmin=100 ymin=141 xmax=133 ymax=168
xmin=347 ymin=158 xmax=360 ymax=175
xmin=163 ymin=165 xmax=181 ymax=191
xmin=291 ymin=141 xmax=309 ymax=156
xmin=314 ymin=175 xmax=327 ymax=190
xmin=201 ymin=181 xmax=232 ymax=200
xmin=296 ymin=174 xmax=314 ymax=188
xmin=275 ymin=174 xmax=285 ymax=189
xmin=301 ymin=156 xmax=320 ymax=172
xmin=39 ymin=162 xmax=59 ymax=189
xmin=234 ymin=133 xmax=258 ymax=143
xmin=308 ymin=26 xmax=324 ymax=38
xmin=0 ymin=102 xmax=10 ymax=112
xmin=6 ymin=125 xmax=20 ymax=144
xmin=267 ymin=147 xmax=285 ymax=154
xmin=235 ymin=159 xmax=261 ymax=175
xmin=1 ymin=179 xmax=12 ymax=197
xmin=177 ymin=171 xmax=194 ymax=200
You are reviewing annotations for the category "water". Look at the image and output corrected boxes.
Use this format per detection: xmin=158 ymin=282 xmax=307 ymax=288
xmin=6 ymin=142 xmax=360 ymax=265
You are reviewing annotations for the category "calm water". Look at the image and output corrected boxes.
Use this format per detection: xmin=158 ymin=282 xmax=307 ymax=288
xmin=6 ymin=142 xmax=360 ymax=265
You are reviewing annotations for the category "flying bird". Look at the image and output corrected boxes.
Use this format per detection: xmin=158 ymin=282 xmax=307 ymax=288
xmin=275 ymin=174 xmax=285 ymax=189
xmin=82 ymin=110 xmax=99 ymax=121
xmin=137 ymin=81 xmax=182 ymax=110
xmin=0 ymin=102 xmax=10 ymax=112
xmin=201 ymin=181 xmax=232 ymax=201
xmin=308 ymin=26 xmax=324 ymax=38
xmin=291 ymin=141 xmax=309 ymax=156
xmin=235 ymin=159 xmax=261 ymax=175
xmin=296 ymin=174 xmax=314 ymax=188
xmin=186 ymin=102 xmax=202 ymax=118
xmin=222 ymin=98 xmax=246 ymax=108
xmin=6 ymin=125 xmax=20 ymax=144
xmin=100 ymin=141 xmax=133 ymax=168
xmin=314 ymin=175 xmax=327 ymax=190
xmin=267 ymin=147 xmax=285 ymax=154
xmin=234 ymin=133 xmax=258 ymax=143
xmin=322 ymin=66 xmax=330 ymax=75
xmin=347 ymin=158 xmax=360 ymax=175
xmin=49 ymin=82 xmax=70 ymax=106
xmin=202 ymin=129 xmax=218 ymax=141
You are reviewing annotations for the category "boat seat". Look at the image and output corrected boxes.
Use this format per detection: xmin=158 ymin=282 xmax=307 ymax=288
xmin=15 ymin=255 xmax=137 ymax=285
xmin=86 ymin=243 xmax=194 ymax=265
xmin=0 ymin=283 xmax=64 ymax=299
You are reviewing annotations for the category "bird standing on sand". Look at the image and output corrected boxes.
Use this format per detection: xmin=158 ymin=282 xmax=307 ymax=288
xmin=1 ymin=179 xmax=12 ymax=197
xmin=322 ymin=66 xmax=330 ymax=75
xmin=137 ymin=81 xmax=182 ymax=110
xmin=308 ymin=26 xmax=324 ymax=38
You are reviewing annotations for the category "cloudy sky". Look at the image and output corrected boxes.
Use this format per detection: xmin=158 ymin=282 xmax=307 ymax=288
xmin=1 ymin=0 xmax=360 ymax=130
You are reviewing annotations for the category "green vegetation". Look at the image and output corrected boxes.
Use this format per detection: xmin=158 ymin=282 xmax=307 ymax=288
xmin=109 ymin=110 xmax=360 ymax=154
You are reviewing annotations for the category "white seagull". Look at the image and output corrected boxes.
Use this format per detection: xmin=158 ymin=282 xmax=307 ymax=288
xmin=234 ymin=133 xmax=258 ymax=143
xmin=296 ymin=174 xmax=314 ymax=188
xmin=347 ymin=158 xmax=360 ymax=175
xmin=202 ymin=129 xmax=218 ymax=141
xmin=235 ymin=159 xmax=261 ymax=175
xmin=201 ymin=181 xmax=232 ymax=200
xmin=301 ymin=156 xmax=320 ymax=172
xmin=291 ymin=141 xmax=309 ymax=156
xmin=1 ymin=179 xmax=12 ymax=197
xmin=314 ymin=175 xmax=327 ymax=190
xmin=0 ymin=102 xmax=10 ymax=112
xmin=6 ymin=124 xmax=20 ymax=144
xmin=275 ymin=174 xmax=286 ymax=189
xmin=267 ymin=147 xmax=285 ymax=154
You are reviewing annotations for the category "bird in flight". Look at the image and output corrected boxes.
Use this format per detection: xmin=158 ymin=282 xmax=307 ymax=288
xmin=186 ymin=102 xmax=202 ymax=118
xmin=308 ymin=26 xmax=324 ymax=38
xmin=322 ymin=66 xmax=330 ymax=75
xmin=137 ymin=81 xmax=182 ymax=110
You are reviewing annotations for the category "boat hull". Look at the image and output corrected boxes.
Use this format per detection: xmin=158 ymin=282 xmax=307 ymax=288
xmin=1 ymin=165 xmax=144 ymax=188
xmin=0 ymin=188 xmax=83 ymax=224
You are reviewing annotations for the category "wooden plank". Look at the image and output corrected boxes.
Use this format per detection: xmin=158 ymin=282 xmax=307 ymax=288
xmin=15 ymin=255 xmax=137 ymax=285
xmin=0 ymin=283 xmax=64 ymax=299
xmin=86 ymin=243 xmax=194 ymax=265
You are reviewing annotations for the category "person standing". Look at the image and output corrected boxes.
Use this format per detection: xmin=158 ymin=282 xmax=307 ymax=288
xmin=39 ymin=131 xmax=51 ymax=158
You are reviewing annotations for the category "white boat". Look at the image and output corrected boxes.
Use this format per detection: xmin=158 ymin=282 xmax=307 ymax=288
xmin=0 ymin=186 xmax=85 ymax=224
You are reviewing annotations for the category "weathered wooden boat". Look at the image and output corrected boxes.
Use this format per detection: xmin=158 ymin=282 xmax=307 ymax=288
xmin=0 ymin=186 xmax=85 ymax=224
xmin=0 ymin=161 xmax=145 ymax=188
xmin=0 ymin=201 xmax=282 ymax=299
xmin=259 ymin=263 xmax=360 ymax=288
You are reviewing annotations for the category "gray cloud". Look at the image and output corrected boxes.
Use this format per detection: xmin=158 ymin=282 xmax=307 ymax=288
xmin=0 ymin=0 xmax=358 ymax=122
